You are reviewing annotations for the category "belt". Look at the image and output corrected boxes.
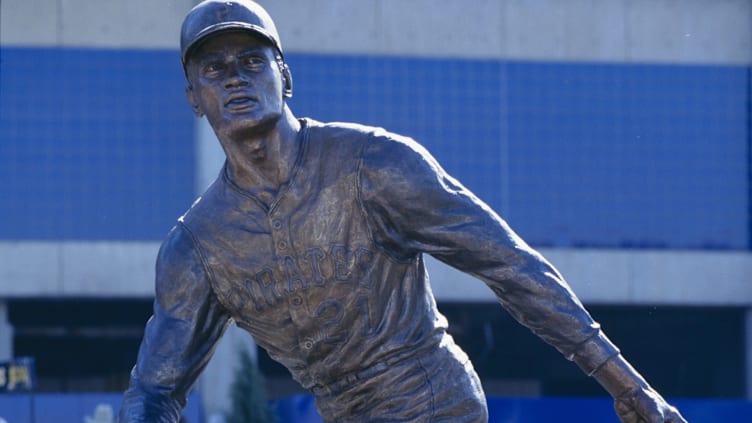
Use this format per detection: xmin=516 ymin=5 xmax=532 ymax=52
xmin=310 ymin=350 xmax=419 ymax=397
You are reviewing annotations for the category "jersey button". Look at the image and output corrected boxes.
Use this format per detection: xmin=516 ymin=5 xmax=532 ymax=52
xmin=302 ymin=338 xmax=315 ymax=350
xmin=278 ymin=240 xmax=288 ymax=250
xmin=290 ymin=295 xmax=303 ymax=307
xmin=272 ymin=219 xmax=283 ymax=229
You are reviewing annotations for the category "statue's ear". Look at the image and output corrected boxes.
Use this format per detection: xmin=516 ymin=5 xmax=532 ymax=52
xmin=281 ymin=63 xmax=293 ymax=98
xmin=185 ymin=85 xmax=204 ymax=117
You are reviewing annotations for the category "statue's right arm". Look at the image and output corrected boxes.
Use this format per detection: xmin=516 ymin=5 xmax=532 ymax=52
xmin=119 ymin=223 xmax=232 ymax=423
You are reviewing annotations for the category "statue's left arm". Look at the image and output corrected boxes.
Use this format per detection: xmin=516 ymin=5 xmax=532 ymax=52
xmin=359 ymin=134 xmax=686 ymax=423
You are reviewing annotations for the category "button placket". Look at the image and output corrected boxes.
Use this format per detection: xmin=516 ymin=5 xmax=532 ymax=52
xmin=269 ymin=214 xmax=292 ymax=255
xmin=290 ymin=295 xmax=303 ymax=307
xmin=287 ymin=292 xmax=308 ymax=318
xmin=288 ymin=294 xmax=315 ymax=353
xmin=301 ymin=337 xmax=315 ymax=350
xmin=269 ymin=212 xmax=313 ymax=353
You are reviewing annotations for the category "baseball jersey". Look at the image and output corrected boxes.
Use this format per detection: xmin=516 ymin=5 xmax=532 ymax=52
xmin=120 ymin=118 xmax=618 ymax=422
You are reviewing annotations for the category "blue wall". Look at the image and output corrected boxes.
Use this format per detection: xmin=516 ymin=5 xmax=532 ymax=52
xmin=270 ymin=394 xmax=752 ymax=423
xmin=287 ymin=54 xmax=750 ymax=250
xmin=0 ymin=393 xmax=749 ymax=423
xmin=0 ymin=392 xmax=202 ymax=423
xmin=2 ymin=47 xmax=749 ymax=249
xmin=0 ymin=47 xmax=195 ymax=241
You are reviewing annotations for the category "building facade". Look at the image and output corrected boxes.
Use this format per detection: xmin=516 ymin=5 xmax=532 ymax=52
xmin=1 ymin=0 xmax=750 ymax=419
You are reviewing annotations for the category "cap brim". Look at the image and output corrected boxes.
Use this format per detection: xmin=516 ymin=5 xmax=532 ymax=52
xmin=181 ymin=21 xmax=282 ymax=66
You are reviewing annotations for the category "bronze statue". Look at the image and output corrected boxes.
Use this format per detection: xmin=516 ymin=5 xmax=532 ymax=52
xmin=120 ymin=1 xmax=687 ymax=422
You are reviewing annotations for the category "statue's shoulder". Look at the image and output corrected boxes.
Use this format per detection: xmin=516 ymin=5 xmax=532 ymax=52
xmin=177 ymin=173 xmax=232 ymax=233
xmin=304 ymin=118 xmax=391 ymax=149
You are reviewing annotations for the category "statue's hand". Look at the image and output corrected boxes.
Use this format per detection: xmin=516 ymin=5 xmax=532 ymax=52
xmin=588 ymin=353 xmax=687 ymax=423
xmin=613 ymin=387 xmax=687 ymax=423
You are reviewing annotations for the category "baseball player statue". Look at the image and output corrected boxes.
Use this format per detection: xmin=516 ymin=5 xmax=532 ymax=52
xmin=119 ymin=1 xmax=687 ymax=422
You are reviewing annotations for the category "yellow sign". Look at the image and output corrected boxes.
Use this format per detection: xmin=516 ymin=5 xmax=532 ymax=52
xmin=0 ymin=357 xmax=35 ymax=392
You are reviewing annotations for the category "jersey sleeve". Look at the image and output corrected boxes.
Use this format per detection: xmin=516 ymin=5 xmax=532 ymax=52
xmin=358 ymin=133 xmax=619 ymax=375
xmin=119 ymin=224 xmax=232 ymax=423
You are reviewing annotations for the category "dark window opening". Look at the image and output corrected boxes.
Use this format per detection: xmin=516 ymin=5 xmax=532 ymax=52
xmin=257 ymin=303 xmax=746 ymax=399
xmin=8 ymin=298 xmax=153 ymax=392
xmin=439 ymin=303 xmax=745 ymax=398
xmin=9 ymin=299 xmax=746 ymax=399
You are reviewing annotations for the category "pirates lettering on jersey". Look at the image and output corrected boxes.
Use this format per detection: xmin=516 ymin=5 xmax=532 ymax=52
xmin=244 ymin=243 xmax=377 ymax=312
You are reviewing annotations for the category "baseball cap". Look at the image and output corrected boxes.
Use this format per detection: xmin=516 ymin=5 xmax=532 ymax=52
xmin=180 ymin=0 xmax=284 ymax=66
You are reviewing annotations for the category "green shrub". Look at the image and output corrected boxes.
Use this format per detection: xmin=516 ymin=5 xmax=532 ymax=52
xmin=226 ymin=347 xmax=276 ymax=423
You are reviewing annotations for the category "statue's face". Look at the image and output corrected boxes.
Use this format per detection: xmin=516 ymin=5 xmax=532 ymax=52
xmin=185 ymin=31 xmax=286 ymax=140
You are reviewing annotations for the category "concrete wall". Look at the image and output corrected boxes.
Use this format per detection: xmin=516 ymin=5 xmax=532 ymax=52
xmin=427 ymin=250 xmax=752 ymax=305
xmin=2 ymin=241 xmax=750 ymax=305
xmin=0 ymin=0 xmax=193 ymax=49
xmin=264 ymin=0 xmax=752 ymax=64
xmin=2 ymin=0 xmax=750 ymax=64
